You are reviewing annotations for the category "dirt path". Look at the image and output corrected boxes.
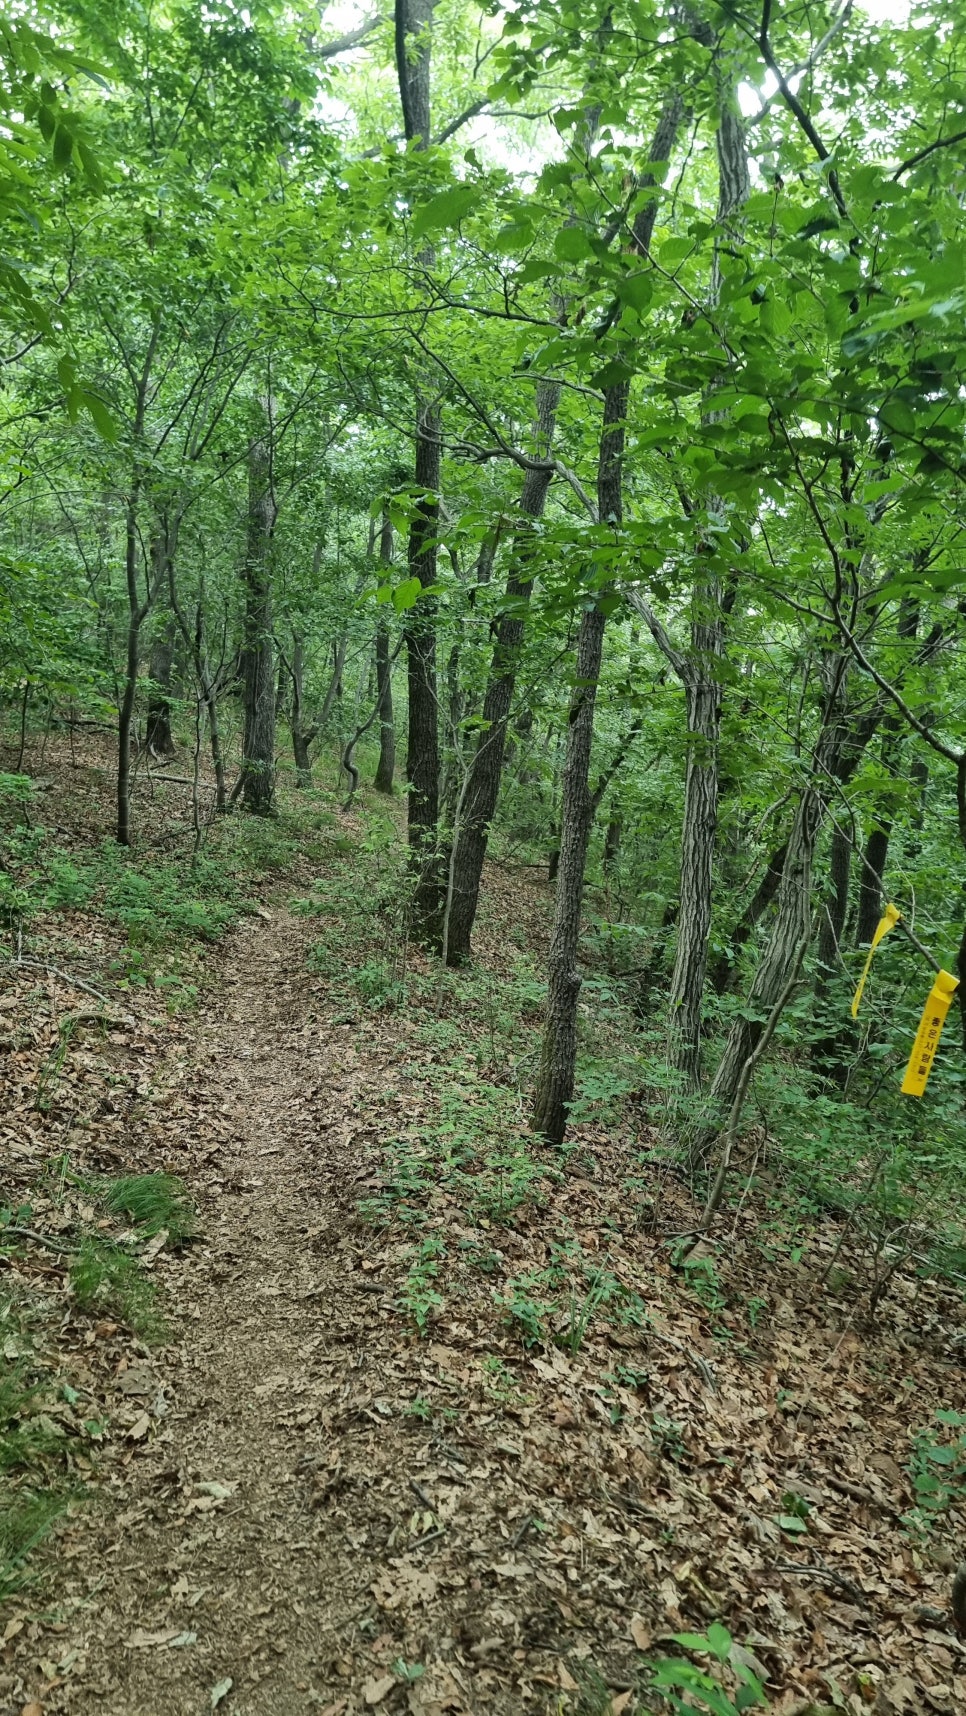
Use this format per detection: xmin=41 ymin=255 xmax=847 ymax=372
xmin=34 ymin=909 xmax=385 ymax=1715
xmin=9 ymin=891 xmax=966 ymax=1716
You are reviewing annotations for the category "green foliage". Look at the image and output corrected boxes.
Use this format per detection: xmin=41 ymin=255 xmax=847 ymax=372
xmin=648 ymin=1625 xmax=768 ymax=1714
xmin=99 ymin=1173 xmax=195 ymax=1245
xmin=400 ymin=1236 xmax=447 ymax=1335
xmin=906 ymin=1409 xmax=966 ymax=1532
xmin=69 ymin=1238 xmax=161 ymax=1338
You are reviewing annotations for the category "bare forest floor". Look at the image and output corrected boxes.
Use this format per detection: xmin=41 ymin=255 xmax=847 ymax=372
xmin=2 ymin=734 xmax=966 ymax=1716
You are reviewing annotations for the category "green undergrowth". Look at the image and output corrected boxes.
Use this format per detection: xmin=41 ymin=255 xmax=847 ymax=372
xmin=0 ymin=770 xmax=340 ymax=1004
xmin=0 ymin=1169 xmax=196 ymax=1599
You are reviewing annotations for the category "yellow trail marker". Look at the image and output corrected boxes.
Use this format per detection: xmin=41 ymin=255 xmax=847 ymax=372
xmin=901 ymin=969 xmax=960 ymax=1097
xmin=851 ymin=902 xmax=902 ymax=1019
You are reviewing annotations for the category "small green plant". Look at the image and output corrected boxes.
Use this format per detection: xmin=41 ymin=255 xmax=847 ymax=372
xmin=400 ymin=1236 xmax=446 ymax=1335
xmin=779 ymin=1491 xmax=811 ymax=1537
xmin=0 ymin=1488 xmax=70 ymax=1601
xmin=0 ymin=1356 xmax=76 ymax=1600
xmin=392 ymin=1658 xmax=425 ymax=1685
xmin=678 ymin=1248 xmax=726 ymax=1314
xmin=99 ymin=1172 xmax=195 ymax=1245
xmin=907 ymin=1409 xmax=966 ymax=1530
xmin=651 ymin=1413 xmax=688 ymax=1464
xmin=557 ymin=1267 xmax=612 ymax=1355
xmin=35 ymin=1016 xmax=77 ymax=1111
xmin=648 ymin=1624 xmax=767 ymax=1714
xmin=502 ymin=1275 xmax=552 ymax=1349
xmin=353 ymin=958 xmax=404 ymax=1009
xmin=69 ymin=1238 xmax=161 ymax=1337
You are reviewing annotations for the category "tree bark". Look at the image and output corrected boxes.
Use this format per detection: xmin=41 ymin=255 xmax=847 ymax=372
xmin=289 ymin=633 xmax=316 ymax=788
xmin=374 ymin=512 xmax=396 ymax=792
xmin=116 ymin=318 xmax=162 ymax=847
xmin=445 ymin=378 xmax=560 ymax=963
xmin=146 ymin=610 xmax=177 ymax=756
xmin=532 ymin=381 xmax=628 ymax=1145
xmin=815 ymin=822 xmax=851 ymax=990
xmin=240 ymin=419 xmax=277 ymax=816
xmin=856 ymin=823 xmax=890 ymax=945
xmin=395 ymin=0 xmax=446 ymax=946
xmin=697 ymin=654 xmax=865 ymax=1156
xmin=708 ymin=840 xmax=787 ymax=993
xmin=666 ymin=98 xmax=749 ymax=1088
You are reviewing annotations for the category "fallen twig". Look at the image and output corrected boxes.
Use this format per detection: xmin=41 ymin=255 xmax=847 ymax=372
xmin=10 ymin=959 xmax=138 ymax=1026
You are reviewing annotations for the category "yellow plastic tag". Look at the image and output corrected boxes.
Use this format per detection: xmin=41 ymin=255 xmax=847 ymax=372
xmin=901 ymin=969 xmax=960 ymax=1097
xmin=851 ymin=902 xmax=902 ymax=1018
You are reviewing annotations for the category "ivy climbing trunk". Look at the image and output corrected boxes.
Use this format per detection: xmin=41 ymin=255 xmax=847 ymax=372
xmin=696 ymin=653 xmax=872 ymax=1157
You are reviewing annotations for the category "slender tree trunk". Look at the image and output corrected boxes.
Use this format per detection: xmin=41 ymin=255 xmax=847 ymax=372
xmin=856 ymin=823 xmax=891 ymax=944
xmin=240 ymin=421 xmax=277 ymax=816
xmin=532 ymin=381 xmax=628 ymax=1144
xmin=603 ymin=815 xmax=621 ymax=875
xmin=374 ymin=512 xmax=396 ymax=792
xmin=708 ymin=840 xmax=787 ymax=993
xmin=815 ymin=822 xmax=851 ymax=989
xmin=396 ymin=0 xmax=445 ymax=946
xmin=666 ymin=100 xmax=749 ymax=1088
xmin=116 ymin=319 xmax=161 ymax=847
xmin=697 ymin=656 xmax=855 ymax=1155
xmin=116 ymin=488 xmax=143 ymax=848
xmin=290 ymin=633 xmax=316 ymax=788
xmin=445 ymin=378 xmax=560 ymax=963
xmin=146 ymin=610 xmax=177 ymax=756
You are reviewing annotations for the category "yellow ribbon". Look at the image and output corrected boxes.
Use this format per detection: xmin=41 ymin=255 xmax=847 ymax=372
xmin=901 ymin=970 xmax=960 ymax=1097
xmin=851 ymin=902 xmax=902 ymax=1018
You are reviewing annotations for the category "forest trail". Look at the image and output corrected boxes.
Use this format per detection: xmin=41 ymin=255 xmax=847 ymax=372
xmin=30 ymin=906 xmax=397 ymax=1716
xmin=6 ymin=808 xmax=966 ymax=1716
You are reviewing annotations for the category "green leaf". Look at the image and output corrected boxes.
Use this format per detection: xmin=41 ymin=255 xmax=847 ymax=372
xmin=659 ymin=235 xmax=692 ymax=267
xmin=80 ymin=391 xmax=117 ymax=441
xmin=52 ymin=123 xmax=74 ymax=170
xmin=411 ymin=184 xmax=476 ymax=240
xmin=705 ymin=1622 xmax=732 ymax=1661
xmin=554 ymin=226 xmax=593 ymax=263
xmin=392 ymin=577 xmax=422 ymax=612
xmin=617 ymin=272 xmax=652 ymax=311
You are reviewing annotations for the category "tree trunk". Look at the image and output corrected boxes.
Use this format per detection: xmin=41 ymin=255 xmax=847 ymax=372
xmin=815 ymin=822 xmax=851 ymax=988
xmin=146 ymin=611 xmax=177 ymax=756
xmin=666 ymin=100 xmax=749 ymax=1088
xmin=374 ymin=512 xmax=396 ymax=792
xmin=445 ymin=378 xmax=560 ymax=963
xmin=532 ymin=381 xmax=628 ymax=1145
xmin=603 ymin=815 xmax=621 ymax=875
xmin=856 ymin=823 xmax=891 ymax=945
xmin=396 ymin=0 xmax=445 ymax=946
xmin=116 ymin=319 xmax=161 ymax=847
xmin=289 ymin=632 xmax=315 ymax=788
xmin=708 ymin=840 xmax=787 ymax=994
xmin=116 ymin=487 xmax=144 ymax=849
xmin=240 ymin=422 xmax=277 ymax=816
xmin=697 ymin=655 xmax=856 ymax=1155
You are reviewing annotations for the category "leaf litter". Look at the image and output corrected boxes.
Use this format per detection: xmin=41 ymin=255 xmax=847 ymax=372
xmin=1 ymin=739 xmax=965 ymax=1715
